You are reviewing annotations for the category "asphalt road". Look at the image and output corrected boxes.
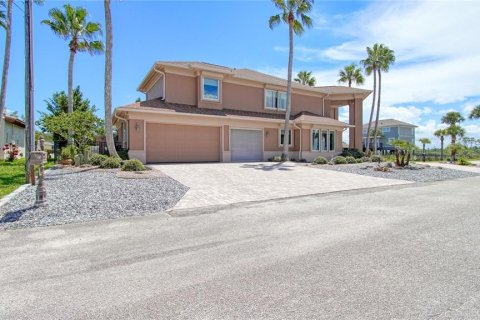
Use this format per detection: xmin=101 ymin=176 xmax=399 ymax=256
xmin=1 ymin=177 xmax=480 ymax=319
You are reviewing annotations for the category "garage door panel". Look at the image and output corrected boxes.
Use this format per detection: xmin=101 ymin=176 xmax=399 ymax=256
xmin=231 ymin=129 xmax=263 ymax=162
xmin=146 ymin=124 xmax=220 ymax=163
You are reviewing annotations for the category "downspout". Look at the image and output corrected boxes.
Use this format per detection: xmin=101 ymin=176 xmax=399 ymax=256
xmin=113 ymin=110 xmax=128 ymax=149
xmin=153 ymin=65 xmax=166 ymax=101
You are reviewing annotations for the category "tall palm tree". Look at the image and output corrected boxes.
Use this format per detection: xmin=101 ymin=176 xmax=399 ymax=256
xmin=104 ymin=0 xmax=118 ymax=158
xmin=441 ymin=111 xmax=465 ymax=162
xmin=294 ymin=70 xmax=316 ymax=86
xmin=434 ymin=128 xmax=447 ymax=161
xmin=361 ymin=44 xmax=382 ymax=153
xmin=372 ymin=44 xmax=395 ymax=153
xmin=0 ymin=0 xmax=11 ymax=137
xmin=42 ymin=4 xmax=104 ymax=144
xmin=469 ymin=105 xmax=480 ymax=119
xmin=0 ymin=1 xmax=6 ymax=30
xmin=418 ymin=138 xmax=431 ymax=161
xmin=269 ymin=0 xmax=313 ymax=161
xmin=338 ymin=63 xmax=364 ymax=87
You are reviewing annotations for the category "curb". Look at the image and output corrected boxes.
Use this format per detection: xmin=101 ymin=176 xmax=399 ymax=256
xmin=0 ymin=184 xmax=30 ymax=209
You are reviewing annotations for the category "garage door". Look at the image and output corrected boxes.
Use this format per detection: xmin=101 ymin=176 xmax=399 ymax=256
xmin=146 ymin=123 xmax=220 ymax=163
xmin=231 ymin=129 xmax=263 ymax=162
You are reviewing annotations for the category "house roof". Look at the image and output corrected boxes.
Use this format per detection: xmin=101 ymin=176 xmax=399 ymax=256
xmin=363 ymin=119 xmax=418 ymax=128
xmin=138 ymin=61 xmax=371 ymax=98
xmin=116 ymin=99 xmax=352 ymax=128
xmin=3 ymin=115 xmax=25 ymax=128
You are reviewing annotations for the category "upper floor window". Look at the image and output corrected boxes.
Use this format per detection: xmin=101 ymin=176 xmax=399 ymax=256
xmin=382 ymin=127 xmax=391 ymax=133
xmin=202 ymin=77 xmax=219 ymax=101
xmin=265 ymin=90 xmax=287 ymax=111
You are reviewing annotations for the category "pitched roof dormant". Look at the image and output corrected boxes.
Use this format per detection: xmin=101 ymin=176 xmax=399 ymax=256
xmin=138 ymin=61 xmax=371 ymax=98
xmin=362 ymin=119 xmax=418 ymax=128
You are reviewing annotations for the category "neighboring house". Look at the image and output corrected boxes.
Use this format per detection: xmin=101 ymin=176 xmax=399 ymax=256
xmin=362 ymin=119 xmax=417 ymax=151
xmin=114 ymin=61 xmax=371 ymax=163
xmin=1 ymin=114 xmax=26 ymax=158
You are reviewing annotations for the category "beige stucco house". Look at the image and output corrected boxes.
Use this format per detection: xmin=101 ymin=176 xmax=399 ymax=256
xmin=114 ymin=62 xmax=371 ymax=164
xmin=1 ymin=114 xmax=26 ymax=159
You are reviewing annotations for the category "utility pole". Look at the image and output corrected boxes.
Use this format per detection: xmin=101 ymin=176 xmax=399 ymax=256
xmin=25 ymin=0 xmax=35 ymax=184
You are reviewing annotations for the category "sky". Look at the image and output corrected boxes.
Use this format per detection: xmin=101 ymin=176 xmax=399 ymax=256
xmin=1 ymin=0 xmax=480 ymax=147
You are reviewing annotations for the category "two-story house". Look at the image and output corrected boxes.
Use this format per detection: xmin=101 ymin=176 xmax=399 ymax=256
xmin=362 ymin=119 xmax=417 ymax=152
xmin=114 ymin=62 xmax=371 ymax=163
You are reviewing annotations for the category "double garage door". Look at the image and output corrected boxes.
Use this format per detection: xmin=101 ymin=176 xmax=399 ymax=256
xmin=145 ymin=124 xmax=263 ymax=163
xmin=146 ymin=123 xmax=220 ymax=163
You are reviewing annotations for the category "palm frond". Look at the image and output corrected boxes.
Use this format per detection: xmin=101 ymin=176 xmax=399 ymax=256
xmin=268 ymin=14 xmax=281 ymax=29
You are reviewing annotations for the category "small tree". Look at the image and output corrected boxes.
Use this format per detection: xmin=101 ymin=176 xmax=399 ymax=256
xmin=418 ymin=138 xmax=431 ymax=162
xmin=43 ymin=109 xmax=103 ymax=153
xmin=391 ymin=139 xmax=415 ymax=167
xmin=441 ymin=111 xmax=465 ymax=162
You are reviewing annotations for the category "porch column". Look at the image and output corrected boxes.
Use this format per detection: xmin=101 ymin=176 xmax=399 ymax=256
xmin=349 ymin=98 xmax=363 ymax=150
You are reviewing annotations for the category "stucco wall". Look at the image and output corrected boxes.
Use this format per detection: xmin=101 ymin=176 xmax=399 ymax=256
xmin=129 ymin=119 xmax=144 ymax=150
xmin=146 ymin=76 xmax=164 ymax=100
xmin=2 ymin=122 xmax=25 ymax=147
xmin=165 ymin=73 xmax=197 ymax=105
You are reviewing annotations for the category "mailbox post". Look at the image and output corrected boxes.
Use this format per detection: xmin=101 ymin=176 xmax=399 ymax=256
xmin=31 ymin=136 xmax=47 ymax=207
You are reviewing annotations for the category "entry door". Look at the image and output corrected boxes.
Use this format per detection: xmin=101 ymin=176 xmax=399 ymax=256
xmin=230 ymin=129 xmax=263 ymax=162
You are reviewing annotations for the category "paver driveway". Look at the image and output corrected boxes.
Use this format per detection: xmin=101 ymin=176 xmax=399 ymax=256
xmin=150 ymin=162 xmax=412 ymax=210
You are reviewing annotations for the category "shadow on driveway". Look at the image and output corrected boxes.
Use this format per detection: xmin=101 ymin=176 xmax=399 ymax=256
xmin=240 ymin=163 xmax=294 ymax=171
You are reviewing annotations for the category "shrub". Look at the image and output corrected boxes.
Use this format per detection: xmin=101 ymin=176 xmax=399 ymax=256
xmin=340 ymin=148 xmax=363 ymax=159
xmin=121 ymin=159 xmax=145 ymax=171
xmin=361 ymin=156 xmax=370 ymax=162
xmin=332 ymin=156 xmax=347 ymax=164
xmin=457 ymin=157 xmax=472 ymax=166
xmin=100 ymin=156 xmax=121 ymax=169
xmin=355 ymin=158 xmax=363 ymax=163
xmin=117 ymin=149 xmax=129 ymax=160
xmin=345 ymin=156 xmax=356 ymax=164
xmin=313 ymin=156 xmax=328 ymax=165
xmin=269 ymin=155 xmax=282 ymax=162
xmin=371 ymin=155 xmax=383 ymax=163
xmin=60 ymin=145 xmax=76 ymax=160
xmin=89 ymin=154 xmax=108 ymax=166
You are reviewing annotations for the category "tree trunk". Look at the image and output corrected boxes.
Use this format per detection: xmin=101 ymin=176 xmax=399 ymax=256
xmin=67 ymin=49 xmax=75 ymax=145
xmin=0 ymin=0 xmax=12 ymax=140
xmin=365 ymin=67 xmax=377 ymax=153
xmin=451 ymin=134 xmax=455 ymax=163
xmin=104 ymin=0 xmax=118 ymax=158
xmin=373 ymin=69 xmax=382 ymax=153
xmin=281 ymin=21 xmax=294 ymax=161
xmin=440 ymin=137 xmax=444 ymax=161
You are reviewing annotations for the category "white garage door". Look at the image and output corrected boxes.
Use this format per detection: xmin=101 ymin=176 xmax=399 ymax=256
xmin=231 ymin=129 xmax=263 ymax=162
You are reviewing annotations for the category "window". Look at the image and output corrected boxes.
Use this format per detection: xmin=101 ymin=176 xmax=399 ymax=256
xmin=382 ymin=127 xmax=391 ymax=133
xmin=321 ymin=130 xmax=328 ymax=151
xmin=265 ymin=90 xmax=287 ymax=111
xmin=280 ymin=129 xmax=292 ymax=146
xmin=202 ymin=77 xmax=219 ymax=101
xmin=329 ymin=130 xmax=336 ymax=151
xmin=363 ymin=129 xmax=367 ymax=135
xmin=312 ymin=129 xmax=320 ymax=151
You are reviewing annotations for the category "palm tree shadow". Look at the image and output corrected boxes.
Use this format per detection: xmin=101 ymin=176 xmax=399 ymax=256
xmin=240 ymin=163 xmax=293 ymax=171
xmin=0 ymin=206 xmax=37 ymax=223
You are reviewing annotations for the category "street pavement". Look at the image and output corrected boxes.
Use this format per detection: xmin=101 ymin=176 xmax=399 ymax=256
xmin=1 ymin=177 xmax=480 ymax=319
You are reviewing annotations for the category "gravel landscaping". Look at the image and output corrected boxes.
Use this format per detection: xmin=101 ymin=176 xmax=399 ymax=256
xmin=312 ymin=162 xmax=479 ymax=182
xmin=0 ymin=167 xmax=188 ymax=230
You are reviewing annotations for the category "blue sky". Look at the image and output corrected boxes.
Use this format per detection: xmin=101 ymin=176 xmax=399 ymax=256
xmin=1 ymin=0 xmax=480 ymax=146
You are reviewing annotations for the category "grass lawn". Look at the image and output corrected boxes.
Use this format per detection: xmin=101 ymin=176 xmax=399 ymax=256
xmin=0 ymin=159 xmax=54 ymax=199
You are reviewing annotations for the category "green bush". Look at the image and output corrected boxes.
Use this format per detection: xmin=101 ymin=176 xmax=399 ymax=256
xmin=121 ymin=159 xmax=145 ymax=171
xmin=361 ymin=156 xmax=371 ymax=162
xmin=340 ymin=148 xmax=364 ymax=159
xmin=89 ymin=154 xmax=108 ymax=166
xmin=345 ymin=156 xmax=356 ymax=164
xmin=313 ymin=156 xmax=328 ymax=165
xmin=355 ymin=158 xmax=363 ymax=163
xmin=332 ymin=156 xmax=347 ymax=164
xmin=100 ymin=156 xmax=121 ymax=169
xmin=60 ymin=145 xmax=76 ymax=160
xmin=269 ymin=155 xmax=282 ymax=162
xmin=457 ymin=157 xmax=472 ymax=166
xmin=371 ymin=155 xmax=383 ymax=163
xmin=117 ymin=149 xmax=129 ymax=160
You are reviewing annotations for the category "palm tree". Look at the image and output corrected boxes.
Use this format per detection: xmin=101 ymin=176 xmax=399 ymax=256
xmin=42 ymin=4 xmax=104 ymax=144
xmin=294 ymin=70 xmax=316 ymax=86
xmin=269 ymin=0 xmax=313 ymax=161
xmin=361 ymin=44 xmax=382 ymax=154
xmin=372 ymin=44 xmax=395 ymax=153
xmin=0 ymin=1 xmax=6 ymax=30
xmin=469 ymin=105 xmax=480 ymax=119
xmin=338 ymin=63 xmax=364 ymax=87
xmin=103 ymin=0 xmax=118 ymax=158
xmin=418 ymin=138 xmax=431 ymax=162
xmin=441 ymin=111 xmax=465 ymax=162
xmin=0 ymin=0 xmax=11 ymax=137
xmin=434 ymin=128 xmax=447 ymax=161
